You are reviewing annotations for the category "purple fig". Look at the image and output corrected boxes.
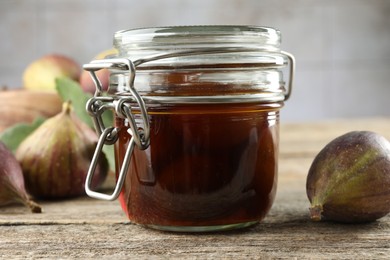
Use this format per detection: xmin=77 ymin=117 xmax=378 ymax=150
xmin=15 ymin=101 xmax=108 ymax=199
xmin=0 ymin=141 xmax=42 ymax=213
xmin=307 ymin=131 xmax=390 ymax=223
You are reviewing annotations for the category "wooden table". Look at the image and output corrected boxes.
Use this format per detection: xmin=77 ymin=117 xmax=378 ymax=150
xmin=1 ymin=118 xmax=389 ymax=259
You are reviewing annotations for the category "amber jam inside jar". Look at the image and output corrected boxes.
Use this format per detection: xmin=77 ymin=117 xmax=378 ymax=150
xmin=115 ymin=102 xmax=280 ymax=231
xmin=84 ymin=26 xmax=294 ymax=232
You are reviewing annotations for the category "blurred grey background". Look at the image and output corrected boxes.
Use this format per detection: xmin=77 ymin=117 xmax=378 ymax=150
xmin=1 ymin=0 xmax=389 ymax=122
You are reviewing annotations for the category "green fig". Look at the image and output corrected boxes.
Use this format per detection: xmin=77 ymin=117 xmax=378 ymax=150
xmin=15 ymin=101 xmax=108 ymax=199
xmin=306 ymin=131 xmax=390 ymax=223
xmin=0 ymin=141 xmax=42 ymax=213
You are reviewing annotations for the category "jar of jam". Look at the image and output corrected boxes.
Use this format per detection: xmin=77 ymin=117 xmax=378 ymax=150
xmin=84 ymin=25 xmax=295 ymax=232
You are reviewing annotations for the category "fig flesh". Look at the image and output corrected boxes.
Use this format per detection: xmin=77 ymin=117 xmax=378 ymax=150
xmin=306 ymin=131 xmax=390 ymax=223
xmin=0 ymin=142 xmax=42 ymax=213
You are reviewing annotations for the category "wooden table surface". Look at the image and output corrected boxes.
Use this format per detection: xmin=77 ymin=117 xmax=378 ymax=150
xmin=1 ymin=118 xmax=389 ymax=259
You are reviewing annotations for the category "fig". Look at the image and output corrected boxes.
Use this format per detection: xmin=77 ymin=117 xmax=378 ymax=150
xmin=79 ymin=49 xmax=117 ymax=94
xmin=0 ymin=142 xmax=42 ymax=213
xmin=0 ymin=89 xmax=62 ymax=132
xmin=15 ymin=101 xmax=108 ymax=199
xmin=23 ymin=54 xmax=81 ymax=91
xmin=307 ymin=131 xmax=390 ymax=223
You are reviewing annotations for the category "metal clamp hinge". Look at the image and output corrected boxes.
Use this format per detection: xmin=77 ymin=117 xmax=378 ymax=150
xmin=84 ymin=58 xmax=150 ymax=201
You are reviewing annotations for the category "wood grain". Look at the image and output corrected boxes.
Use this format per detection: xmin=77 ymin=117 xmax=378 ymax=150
xmin=1 ymin=117 xmax=389 ymax=259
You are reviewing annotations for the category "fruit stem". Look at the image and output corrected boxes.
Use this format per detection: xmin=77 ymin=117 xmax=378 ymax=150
xmin=25 ymin=198 xmax=42 ymax=213
xmin=62 ymin=100 xmax=73 ymax=115
xmin=309 ymin=204 xmax=323 ymax=221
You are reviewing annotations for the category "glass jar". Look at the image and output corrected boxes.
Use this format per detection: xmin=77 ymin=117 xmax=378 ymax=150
xmin=84 ymin=25 xmax=295 ymax=232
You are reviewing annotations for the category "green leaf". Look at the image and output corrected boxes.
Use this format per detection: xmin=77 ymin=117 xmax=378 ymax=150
xmin=55 ymin=77 xmax=114 ymax=131
xmin=55 ymin=77 xmax=94 ymax=128
xmin=103 ymin=144 xmax=115 ymax=172
xmin=0 ymin=117 xmax=45 ymax=153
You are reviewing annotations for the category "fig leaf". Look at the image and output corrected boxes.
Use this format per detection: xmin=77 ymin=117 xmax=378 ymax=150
xmin=0 ymin=117 xmax=45 ymax=153
xmin=55 ymin=77 xmax=94 ymax=128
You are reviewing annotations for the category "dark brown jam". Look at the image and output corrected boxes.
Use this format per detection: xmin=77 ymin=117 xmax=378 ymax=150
xmin=114 ymin=102 xmax=281 ymax=228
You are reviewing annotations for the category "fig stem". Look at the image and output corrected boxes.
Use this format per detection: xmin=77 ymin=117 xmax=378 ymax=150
xmin=62 ymin=100 xmax=73 ymax=115
xmin=309 ymin=205 xmax=323 ymax=221
xmin=25 ymin=199 xmax=42 ymax=213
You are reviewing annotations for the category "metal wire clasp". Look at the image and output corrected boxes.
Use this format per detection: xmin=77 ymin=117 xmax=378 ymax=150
xmin=83 ymin=58 xmax=150 ymax=201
